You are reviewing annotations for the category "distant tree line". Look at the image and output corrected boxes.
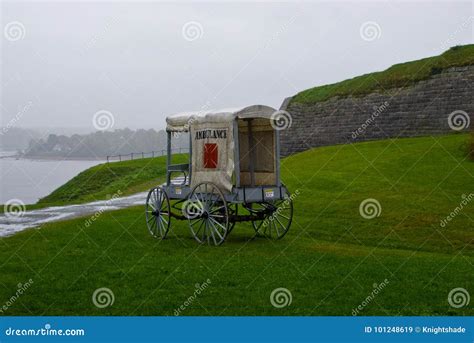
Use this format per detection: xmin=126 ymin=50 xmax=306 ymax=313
xmin=0 ymin=127 xmax=42 ymax=151
xmin=22 ymin=129 xmax=188 ymax=159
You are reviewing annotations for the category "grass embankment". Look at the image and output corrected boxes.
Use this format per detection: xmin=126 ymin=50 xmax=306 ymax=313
xmin=0 ymin=134 xmax=472 ymax=316
xmin=37 ymin=154 xmax=188 ymax=206
xmin=470 ymin=130 xmax=474 ymax=160
xmin=292 ymin=44 xmax=474 ymax=105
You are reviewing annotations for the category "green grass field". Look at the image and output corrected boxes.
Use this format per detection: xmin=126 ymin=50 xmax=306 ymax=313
xmin=37 ymin=154 xmax=188 ymax=206
xmin=0 ymin=134 xmax=472 ymax=316
xmin=292 ymin=44 xmax=474 ymax=105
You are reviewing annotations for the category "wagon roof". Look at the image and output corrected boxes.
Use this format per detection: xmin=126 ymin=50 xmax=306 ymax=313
xmin=166 ymin=105 xmax=277 ymax=131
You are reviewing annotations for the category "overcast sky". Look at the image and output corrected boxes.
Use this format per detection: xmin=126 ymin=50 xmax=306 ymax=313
xmin=1 ymin=0 xmax=472 ymax=131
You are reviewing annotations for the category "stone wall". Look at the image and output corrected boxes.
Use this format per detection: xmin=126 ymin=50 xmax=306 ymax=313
xmin=279 ymin=65 xmax=474 ymax=156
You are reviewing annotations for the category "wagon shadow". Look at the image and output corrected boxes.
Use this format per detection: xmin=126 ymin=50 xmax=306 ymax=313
xmin=163 ymin=232 xmax=284 ymax=247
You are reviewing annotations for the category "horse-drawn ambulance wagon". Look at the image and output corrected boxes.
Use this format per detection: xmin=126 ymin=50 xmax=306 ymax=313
xmin=145 ymin=105 xmax=293 ymax=245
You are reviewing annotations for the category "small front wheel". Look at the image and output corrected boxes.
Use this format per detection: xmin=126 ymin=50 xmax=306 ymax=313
xmin=249 ymin=194 xmax=293 ymax=239
xmin=145 ymin=187 xmax=171 ymax=239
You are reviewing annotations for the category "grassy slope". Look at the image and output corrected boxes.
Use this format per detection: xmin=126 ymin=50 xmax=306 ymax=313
xmin=292 ymin=45 xmax=474 ymax=105
xmin=0 ymin=134 xmax=472 ymax=316
xmin=470 ymin=130 xmax=474 ymax=160
xmin=37 ymin=154 xmax=188 ymax=206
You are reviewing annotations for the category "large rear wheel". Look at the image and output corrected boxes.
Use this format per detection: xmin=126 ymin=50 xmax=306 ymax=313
xmin=185 ymin=182 xmax=230 ymax=246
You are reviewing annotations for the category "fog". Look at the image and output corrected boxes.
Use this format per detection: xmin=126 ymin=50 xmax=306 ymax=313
xmin=1 ymin=0 xmax=472 ymax=131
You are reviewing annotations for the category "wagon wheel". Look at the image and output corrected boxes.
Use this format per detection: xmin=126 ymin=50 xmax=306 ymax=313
xmin=213 ymin=202 xmax=237 ymax=232
xmin=186 ymin=182 xmax=229 ymax=246
xmin=250 ymin=195 xmax=293 ymax=239
xmin=145 ymin=186 xmax=171 ymax=239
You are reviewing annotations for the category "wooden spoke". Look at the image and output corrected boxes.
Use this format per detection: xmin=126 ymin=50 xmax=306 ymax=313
xmin=187 ymin=182 xmax=230 ymax=246
xmin=249 ymin=192 xmax=294 ymax=239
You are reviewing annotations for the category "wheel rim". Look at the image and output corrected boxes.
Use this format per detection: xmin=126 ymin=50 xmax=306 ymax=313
xmin=145 ymin=187 xmax=170 ymax=239
xmin=251 ymin=196 xmax=293 ymax=239
xmin=186 ymin=182 xmax=229 ymax=246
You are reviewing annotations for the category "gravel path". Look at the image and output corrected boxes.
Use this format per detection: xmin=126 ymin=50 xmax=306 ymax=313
xmin=0 ymin=177 xmax=188 ymax=238
xmin=0 ymin=192 xmax=148 ymax=237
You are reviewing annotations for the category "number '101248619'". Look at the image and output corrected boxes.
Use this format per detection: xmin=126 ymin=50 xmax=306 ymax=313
xmin=364 ymin=326 xmax=414 ymax=333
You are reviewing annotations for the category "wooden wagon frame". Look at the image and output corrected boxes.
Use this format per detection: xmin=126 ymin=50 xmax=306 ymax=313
xmin=145 ymin=105 xmax=293 ymax=245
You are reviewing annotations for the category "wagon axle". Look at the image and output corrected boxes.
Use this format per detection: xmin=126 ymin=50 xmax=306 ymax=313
xmin=166 ymin=209 xmax=267 ymax=222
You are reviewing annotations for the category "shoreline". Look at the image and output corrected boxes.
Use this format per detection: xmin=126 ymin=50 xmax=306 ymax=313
xmin=0 ymin=154 xmax=106 ymax=162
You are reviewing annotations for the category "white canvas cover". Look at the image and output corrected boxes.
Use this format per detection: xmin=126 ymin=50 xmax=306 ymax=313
xmin=166 ymin=105 xmax=277 ymax=192
xmin=166 ymin=105 xmax=276 ymax=132
xmin=190 ymin=121 xmax=234 ymax=192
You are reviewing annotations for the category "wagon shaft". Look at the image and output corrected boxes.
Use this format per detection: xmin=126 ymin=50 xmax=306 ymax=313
xmin=168 ymin=211 xmax=188 ymax=220
xmin=229 ymin=213 xmax=267 ymax=222
xmin=168 ymin=212 xmax=265 ymax=223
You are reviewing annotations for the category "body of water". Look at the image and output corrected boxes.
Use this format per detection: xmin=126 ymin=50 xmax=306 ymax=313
xmin=0 ymin=154 xmax=104 ymax=204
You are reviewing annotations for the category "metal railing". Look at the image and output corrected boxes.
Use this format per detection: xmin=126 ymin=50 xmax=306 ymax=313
xmin=106 ymin=148 xmax=189 ymax=163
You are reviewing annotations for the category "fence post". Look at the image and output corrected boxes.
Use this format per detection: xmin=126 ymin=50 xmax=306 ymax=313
xmin=142 ymin=152 xmax=144 ymax=158
xmin=131 ymin=153 xmax=134 ymax=160
xmin=152 ymin=151 xmax=154 ymax=158
xmin=119 ymin=155 xmax=121 ymax=162
xmin=107 ymin=156 xmax=109 ymax=163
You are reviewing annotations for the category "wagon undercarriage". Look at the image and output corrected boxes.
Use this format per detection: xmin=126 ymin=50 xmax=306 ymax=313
xmin=146 ymin=183 xmax=293 ymax=246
